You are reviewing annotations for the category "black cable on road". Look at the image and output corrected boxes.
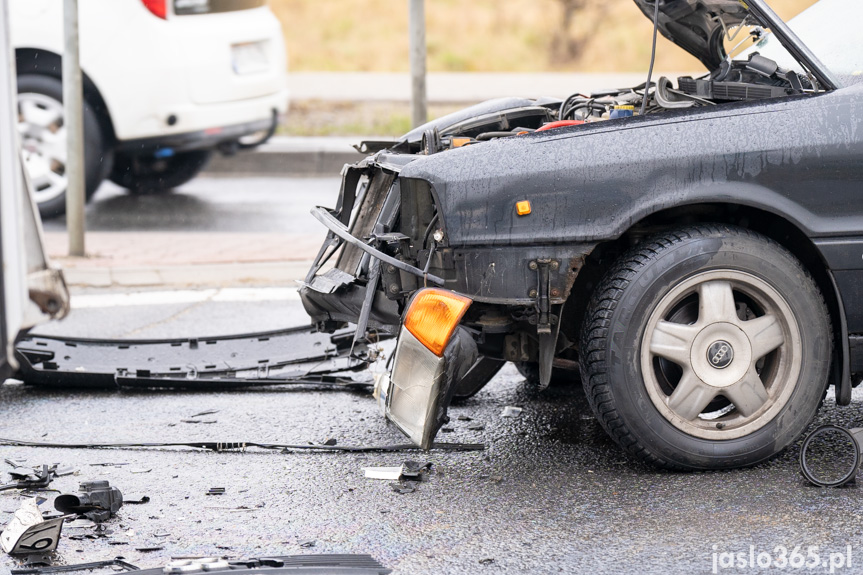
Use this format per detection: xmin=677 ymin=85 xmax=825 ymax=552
xmin=0 ymin=437 xmax=485 ymax=453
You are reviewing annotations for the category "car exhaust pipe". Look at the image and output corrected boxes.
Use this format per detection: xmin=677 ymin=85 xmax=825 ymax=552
xmin=799 ymin=425 xmax=863 ymax=487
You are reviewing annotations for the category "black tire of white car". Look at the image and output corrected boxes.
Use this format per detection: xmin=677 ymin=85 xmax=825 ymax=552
xmin=110 ymin=150 xmax=213 ymax=194
xmin=580 ymin=224 xmax=831 ymax=470
xmin=17 ymin=74 xmax=108 ymax=219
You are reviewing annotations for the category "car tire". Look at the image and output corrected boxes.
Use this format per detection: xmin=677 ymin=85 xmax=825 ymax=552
xmin=450 ymin=356 xmax=506 ymax=402
xmin=580 ymin=224 xmax=831 ymax=470
xmin=17 ymin=74 xmax=110 ymax=219
xmin=110 ymin=150 xmax=213 ymax=194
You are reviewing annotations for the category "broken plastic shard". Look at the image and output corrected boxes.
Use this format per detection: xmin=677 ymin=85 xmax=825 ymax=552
xmin=364 ymin=467 xmax=403 ymax=480
xmin=365 ymin=461 xmax=432 ymax=481
xmin=1 ymin=499 xmax=42 ymax=552
xmin=501 ymin=406 xmax=523 ymax=418
xmin=1 ymin=499 xmax=64 ymax=555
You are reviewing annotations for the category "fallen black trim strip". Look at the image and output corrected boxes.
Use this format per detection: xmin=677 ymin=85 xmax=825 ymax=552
xmin=0 ymin=437 xmax=485 ymax=453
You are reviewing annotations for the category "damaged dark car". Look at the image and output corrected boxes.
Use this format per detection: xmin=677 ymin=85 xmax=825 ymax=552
xmin=299 ymin=0 xmax=863 ymax=470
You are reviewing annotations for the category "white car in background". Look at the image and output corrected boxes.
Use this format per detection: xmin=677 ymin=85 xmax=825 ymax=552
xmin=11 ymin=0 xmax=289 ymax=218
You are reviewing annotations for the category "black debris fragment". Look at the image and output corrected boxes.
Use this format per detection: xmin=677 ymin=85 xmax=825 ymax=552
xmin=299 ymin=539 xmax=316 ymax=548
xmin=401 ymin=461 xmax=432 ymax=481
xmin=390 ymin=481 xmax=418 ymax=494
xmin=124 ymin=495 xmax=150 ymax=505
xmin=207 ymin=487 xmax=226 ymax=496
xmin=54 ymin=480 xmax=124 ymax=523
xmin=479 ymin=558 xmax=496 ymax=565
xmin=190 ymin=409 xmax=220 ymax=418
xmin=1 ymin=465 xmax=53 ymax=491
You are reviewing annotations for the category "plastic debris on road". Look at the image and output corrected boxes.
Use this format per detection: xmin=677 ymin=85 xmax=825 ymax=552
xmin=1 ymin=498 xmax=65 ymax=555
xmin=501 ymin=406 xmax=523 ymax=418
xmin=364 ymin=467 xmax=404 ymax=480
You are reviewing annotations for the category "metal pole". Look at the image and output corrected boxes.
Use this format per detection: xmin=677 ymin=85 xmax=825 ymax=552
xmin=63 ymin=0 xmax=85 ymax=256
xmin=409 ymin=0 xmax=427 ymax=128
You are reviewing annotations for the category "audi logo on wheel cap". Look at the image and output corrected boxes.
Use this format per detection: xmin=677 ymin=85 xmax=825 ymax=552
xmin=707 ymin=340 xmax=734 ymax=369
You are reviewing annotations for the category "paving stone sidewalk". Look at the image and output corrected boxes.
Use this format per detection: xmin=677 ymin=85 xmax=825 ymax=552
xmin=43 ymin=231 xmax=315 ymax=287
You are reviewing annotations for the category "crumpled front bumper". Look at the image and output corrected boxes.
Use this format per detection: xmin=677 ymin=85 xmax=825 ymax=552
xmin=298 ymin=153 xmax=437 ymax=335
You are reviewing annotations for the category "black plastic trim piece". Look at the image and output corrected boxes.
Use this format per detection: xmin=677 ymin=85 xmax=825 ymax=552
xmin=15 ymin=325 xmax=382 ymax=390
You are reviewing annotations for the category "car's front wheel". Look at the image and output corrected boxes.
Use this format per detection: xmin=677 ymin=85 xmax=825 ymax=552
xmin=580 ymin=225 xmax=831 ymax=470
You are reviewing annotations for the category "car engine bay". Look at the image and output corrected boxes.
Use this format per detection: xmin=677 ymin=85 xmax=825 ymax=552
xmin=399 ymin=50 xmax=816 ymax=157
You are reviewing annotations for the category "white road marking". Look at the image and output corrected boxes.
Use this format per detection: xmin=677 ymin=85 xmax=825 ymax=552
xmin=70 ymin=287 xmax=300 ymax=309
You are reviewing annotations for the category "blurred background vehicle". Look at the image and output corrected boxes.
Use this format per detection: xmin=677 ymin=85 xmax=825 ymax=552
xmin=11 ymin=0 xmax=288 ymax=218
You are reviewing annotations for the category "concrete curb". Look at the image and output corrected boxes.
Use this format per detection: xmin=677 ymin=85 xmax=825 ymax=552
xmin=61 ymin=261 xmax=313 ymax=288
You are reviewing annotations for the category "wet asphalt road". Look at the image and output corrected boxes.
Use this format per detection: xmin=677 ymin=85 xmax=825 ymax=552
xmin=2 ymin=294 xmax=863 ymax=575
xmin=3 ymin=177 xmax=863 ymax=574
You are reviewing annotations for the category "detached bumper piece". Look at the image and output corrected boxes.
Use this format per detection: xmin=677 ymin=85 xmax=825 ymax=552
xmin=15 ymin=325 xmax=379 ymax=390
xmin=377 ymin=289 xmax=477 ymax=449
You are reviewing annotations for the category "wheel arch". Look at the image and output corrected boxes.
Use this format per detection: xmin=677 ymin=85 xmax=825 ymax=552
xmin=564 ymin=201 xmax=850 ymax=404
xmin=15 ymin=47 xmax=117 ymax=145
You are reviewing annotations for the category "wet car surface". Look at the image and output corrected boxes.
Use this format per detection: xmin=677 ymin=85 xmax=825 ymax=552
xmin=1 ymin=294 xmax=861 ymax=574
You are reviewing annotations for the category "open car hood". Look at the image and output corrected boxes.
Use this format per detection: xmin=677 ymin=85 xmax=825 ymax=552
xmin=632 ymin=0 xmax=748 ymax=69
xmin=632 ymin=0 xmax=840 ymax=89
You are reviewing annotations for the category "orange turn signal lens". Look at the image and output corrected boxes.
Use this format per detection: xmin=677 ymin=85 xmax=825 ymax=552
xmin=451 ymin=137 xmax=472 ymax=148
xmin=516 ymin=200 xmax=532 ymax=216
xmin=404 ymin=289 xmax=472 ymax=357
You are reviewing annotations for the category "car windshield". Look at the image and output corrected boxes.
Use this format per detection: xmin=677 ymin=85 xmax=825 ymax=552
xmin=739 ymin=0 xmax=863 ymax=86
